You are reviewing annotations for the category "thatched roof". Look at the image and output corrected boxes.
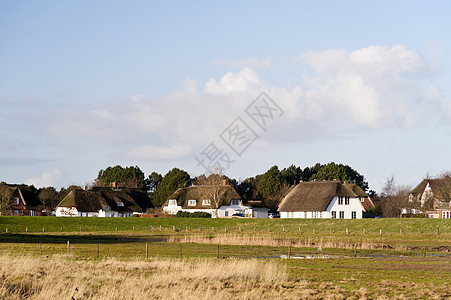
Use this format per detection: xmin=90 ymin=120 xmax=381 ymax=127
xmin=164 ymin=185 xmax=241 ymax=209
xmin=57 ymin=188 xmax=152 ymax=213
xmin=343 ymin=182 xmax=367 ymax=197
xmin=410 ymin=178 xmax=451 ymax=199
xmin=278 ymin=181 xmax=357 ymax=212
xmin=16 ymin=188 xmax=42 ymax=207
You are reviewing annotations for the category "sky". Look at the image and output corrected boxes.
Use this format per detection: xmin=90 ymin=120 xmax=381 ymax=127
xmin=1 ymin=1 xmax=451 ymax=192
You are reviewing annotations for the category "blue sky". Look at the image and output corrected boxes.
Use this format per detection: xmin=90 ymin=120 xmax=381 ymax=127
xmin=1 ymin=1 xmax=451 ymax=191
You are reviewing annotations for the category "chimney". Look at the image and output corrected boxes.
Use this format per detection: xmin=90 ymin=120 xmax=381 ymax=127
xmin=112 ymin=182 xmax=117 ymax=189
xmin=222 ymin=179 xmax=228 ymax=186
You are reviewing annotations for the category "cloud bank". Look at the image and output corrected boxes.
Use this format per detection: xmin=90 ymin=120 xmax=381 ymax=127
xmin=2 ymin=45 xmax=448 ymax=170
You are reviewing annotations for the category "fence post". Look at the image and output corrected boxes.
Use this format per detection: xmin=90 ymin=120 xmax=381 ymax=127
xmin=42 ymin=226 xmax=45 ymax=233
xmin=288 ymin=244 xmax=291 ymax=259
xmin=217 ymin=244 xmax=219 ymax=259
xmin=5 ymin=228 xmax=7 ymax=234
xmin=346 ymin=228 xmax=349 ymax=235
xmin=26 ymin=227 xmax=28 ymax=233
xmin=437 ymin=228 xmax=440 ymax=235
xmin=283 ymin=226 xmax=285 ymax=233
xmin=67 ymin=241 xmax=70 ymax=255
xmin=379 ymin=229 xmax=382 ymax=235
xmin=146 ymin=243 xmax=148 ymax=259
xmin=60 ymin=227 xmax=63 ymax=232
xmin=116 ymin=226 xmax=118 ymax=231
xmin=97 ymin=243 xmax=100 ymax=258
xmin=133 ymin=225 xmax=135 ymax=231
xmin=79 ymin=226 xmax=82 ymax=232
xmin=399 ymin=228 xmax=402 ymax=235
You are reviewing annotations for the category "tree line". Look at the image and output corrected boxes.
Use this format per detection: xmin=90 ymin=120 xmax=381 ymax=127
xmin=8 ymin=162 xmax=445 ymax=217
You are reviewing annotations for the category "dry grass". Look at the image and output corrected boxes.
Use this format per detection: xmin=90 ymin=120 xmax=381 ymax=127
xmin=168 ymin=233 xmax=430 ymax=251
xmin=0 ymin=254 xmax=291 ymax=299
xmin=1 ymin=254 xmax=450 ymax=299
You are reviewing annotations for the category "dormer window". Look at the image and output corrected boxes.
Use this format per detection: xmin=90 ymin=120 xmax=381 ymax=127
xmin=202 ymin=199 xmax=211 ymax=206
xmin=105 ymin=205 xmax=110 ymax=212
xmin=169 ymin=200 xmax=177 ymax=206
xmin=14 ymin=197 xmax=20 ymax=205
xmin=188 ymin=200 xmax=196 ymax=206
xmin=230 ymin=199 xmax=239 ymax=206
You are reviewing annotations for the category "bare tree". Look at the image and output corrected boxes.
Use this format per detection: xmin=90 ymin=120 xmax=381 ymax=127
xmin=0 ymin=184 xmax=12 ymax=216
xmin=380 ymin=176 xmax=411 ymax=217
xmin=194 ymin=167 xmax=226 ymax=218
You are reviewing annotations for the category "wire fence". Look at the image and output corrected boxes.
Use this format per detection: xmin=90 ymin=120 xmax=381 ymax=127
xmin=1 ymin=236 xmax=449 ymax=260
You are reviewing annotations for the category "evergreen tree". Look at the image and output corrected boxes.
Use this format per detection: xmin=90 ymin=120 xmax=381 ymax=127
xmin=152 ymin=168 xmax=190 ymax=207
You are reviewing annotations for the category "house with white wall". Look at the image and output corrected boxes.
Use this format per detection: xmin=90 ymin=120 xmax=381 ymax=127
xmin=406 ymin=177 xmax=451 ymax=218
xmin=55 ymin=187 xmax=152 ymax=217
xmin=162 ymin=184 xmax=268 ymax=218
xmin=278 ymin=180 xmax=366 ymax=219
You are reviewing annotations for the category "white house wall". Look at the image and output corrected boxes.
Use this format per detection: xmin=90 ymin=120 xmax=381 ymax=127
xmin=55 ymin=207 xmax=78 ymax=217
xmin=326 ymin=196 xmax=364 ymax=219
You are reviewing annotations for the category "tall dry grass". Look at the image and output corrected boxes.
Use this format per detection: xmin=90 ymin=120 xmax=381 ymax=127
xmin=168 ymin=233 xmax=398 ymax=250
xmin=0 ymin=254 xmax=292 ymax=299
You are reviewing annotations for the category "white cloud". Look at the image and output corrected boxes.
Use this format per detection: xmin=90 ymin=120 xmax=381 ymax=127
xmin=25 ymin=169 xmax=61 ymax=188
xmin=7 ymin=45 xmax=448 ymax=168
xmin=292 ymin=45 xmax=432 ymax=128
xmin=205 ymin=67 xmax=263 ymax=95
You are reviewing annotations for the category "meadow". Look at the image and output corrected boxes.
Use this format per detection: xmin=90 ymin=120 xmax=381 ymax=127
xmin=0 ymin=216 xmax=450 ymax=299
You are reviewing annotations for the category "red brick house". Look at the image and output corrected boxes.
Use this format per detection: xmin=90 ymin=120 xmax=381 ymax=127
xmin=9 ymin=186 xmax=43 ymax=216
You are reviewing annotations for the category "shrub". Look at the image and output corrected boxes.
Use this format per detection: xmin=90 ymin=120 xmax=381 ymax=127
xmin=175 ymin=211 xmax=211 ymax=218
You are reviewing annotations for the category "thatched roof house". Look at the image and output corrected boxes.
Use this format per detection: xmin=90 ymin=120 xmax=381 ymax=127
xmin=4 ymin=184 xmax=43 ymax=216
xmin=162 ymin=184 xmax=268 ymax=218
xmin=407 ymin=177 xmax=451 ymax=218
xmin=278 ymin=181 xmax=366 ymax=219
xmin=56 ymin=187 xmax=152 ymax=217
xmin=162 ymin=185 xmax=241 ymax=209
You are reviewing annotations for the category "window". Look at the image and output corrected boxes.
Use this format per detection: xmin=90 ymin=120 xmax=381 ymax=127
xmin=339 ymin=211 xmax=344 ymax=219
xmin=224 ymin=211 xmax=229 ymax=217
xmin=360 ymin=197 xmax=364 ymax=202
xmin=168 ymin=200 xmax=177 ymax=206
xmin=230 ymin=199 xmax=239 ymax=206
xmin=288 ymin=212 xmax=293 ymax=218
xmin=345 ymin=197 xmax=350 ymax=205
xmin=188 ymin=200 xmax=196 ymax=206
xmin=331 ymin=211 xmax=337 ymax=219
xmin=20 ymin=210 xmax=23 ymax=216
xmin=338 ymin=197 xmax=343 ymax=205
xmin=202 ymin=199 xmax=211 ymax=206
xmin=30 ymin=210 xmax=36 ymax=216
xmin=117 ymin=202 xmax=124 ymax=207
xmin=105 ymin=205 xmax=110 ymax=212
xmin=351 ymin=211 xmax=357 ymax=219
xmin=14 ymin=197 xmax=20 ymax=205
